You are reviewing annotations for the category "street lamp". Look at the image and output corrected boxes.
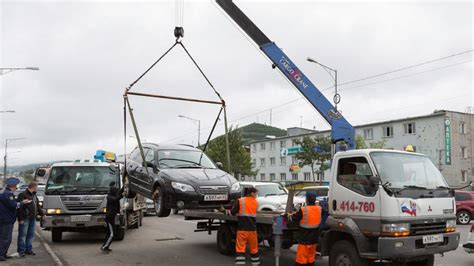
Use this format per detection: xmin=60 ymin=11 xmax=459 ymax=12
xmin=307 ymin=57 xmax=340 ymax=112
xmin=0 ymin=110 xmax=16 ymax=113
xmin=3 ymin=138 xmax=25 ymax=186
xmin=178 ymin=115 xmax=201 ymax=147
xmin=0 ymin=67 xmax=40 ymax=76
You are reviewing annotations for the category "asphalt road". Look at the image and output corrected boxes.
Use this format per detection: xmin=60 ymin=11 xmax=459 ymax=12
xmin=38 ymin=214 xmax=473 ymax=266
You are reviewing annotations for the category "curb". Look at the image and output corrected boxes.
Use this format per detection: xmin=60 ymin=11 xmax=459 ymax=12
xmin=35 ymin=230 xmax=64 ymax=266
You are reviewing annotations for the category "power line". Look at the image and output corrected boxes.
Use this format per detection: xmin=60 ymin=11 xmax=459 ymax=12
xmin=336 ymin=49 xmax=473 ymax=87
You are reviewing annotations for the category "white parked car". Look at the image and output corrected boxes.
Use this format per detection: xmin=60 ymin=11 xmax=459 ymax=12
xmin=239 ymin=182 xmax=305 ymax=212
xmin=294 ymin=186 xmax=329 ymax=204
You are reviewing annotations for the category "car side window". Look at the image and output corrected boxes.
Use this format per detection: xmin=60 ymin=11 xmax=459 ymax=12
xmin=145 ymin=148 xmax=155 ymax=165
xmin=455 ymin=193 xmax=470 ymax=201
xmin=337 ymin=157 xmax=375 ymax=196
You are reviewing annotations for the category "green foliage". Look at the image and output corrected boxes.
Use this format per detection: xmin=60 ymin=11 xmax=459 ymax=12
xmin=205 ymin=126 xmax=255 ymax=176
xmin=355 ymin=134 xmax=386 ymax=149
xmin=236 ymin=123 xmax=287 ymax=145
xmin=295 ymin=136 xmax=331 ymax=181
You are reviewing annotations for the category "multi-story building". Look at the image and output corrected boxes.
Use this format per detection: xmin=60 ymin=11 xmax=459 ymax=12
xmin=249 ymin=110 xmax=473 ymax=187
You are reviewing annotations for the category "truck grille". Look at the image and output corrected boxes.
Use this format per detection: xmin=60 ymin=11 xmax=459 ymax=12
xmin=199 ymin=186 xmax=229 ymax=195
xmin=61 ymin=196 xmax=103 ymax=211
xmin=411 ymin=222 xmax=446 ymax=236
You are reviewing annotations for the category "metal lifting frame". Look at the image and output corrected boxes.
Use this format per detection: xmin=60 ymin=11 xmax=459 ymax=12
xmin=123 ymin=37 xmax=232 ymax=177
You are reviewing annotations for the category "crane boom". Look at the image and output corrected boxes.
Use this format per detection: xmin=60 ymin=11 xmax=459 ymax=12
xmin=216 ymin=0 xmax=355 ymax=150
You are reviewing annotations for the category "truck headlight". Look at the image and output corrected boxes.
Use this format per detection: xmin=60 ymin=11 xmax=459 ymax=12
xmin=46 ymin=209 xmax=62 ymax=214
xmin=230 ymin=182 xmax=241 ymax=192
xmin=381 ymin=223 xmax=410 ymax=237
xmin=446 ymin=220 xmax=456 ymax=232
xmin=171 ymin=182 xmax=195 ymax=192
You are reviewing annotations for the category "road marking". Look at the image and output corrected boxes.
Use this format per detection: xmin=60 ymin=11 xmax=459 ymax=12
xmin=35 ymin=230 xmax=64 ymax=266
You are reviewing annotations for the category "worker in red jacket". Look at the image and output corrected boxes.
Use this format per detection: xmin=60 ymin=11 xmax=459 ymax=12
xmin=229 ymin=187 xmax=260 ymax=265
xmin=289 ymin=191 xmax=321 ymax=266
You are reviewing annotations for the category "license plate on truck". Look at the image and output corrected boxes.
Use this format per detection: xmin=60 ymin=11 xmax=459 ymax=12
xmin=204 ymin=194 xmax=228 ymax=201
xmin=422 ymin=234 xmax=443 ymax=244
xmin=71 ymin=215 xmax=91 ymax=222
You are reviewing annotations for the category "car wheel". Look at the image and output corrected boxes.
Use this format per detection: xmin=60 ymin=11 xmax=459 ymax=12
xmin=123 ymin=174 xmax=136 ymax=199
xmin=51 ymin=228 xmax=62 ymax=242
xmin=153 ymin=186 xmax=171 ymax=217
xmin=329 ymin=240 xmax=368 ymax=266
xmin=457 ymin=211 xmax=471 ymax=225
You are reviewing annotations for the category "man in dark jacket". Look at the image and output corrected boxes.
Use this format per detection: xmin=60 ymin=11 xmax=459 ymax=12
xmin=101 ymin=181 xmax=124 ymax=253
xmin=17 ymin=181 xmax=45 ymax=256
xmin=0 ymin=178 xmax=30 ymax=261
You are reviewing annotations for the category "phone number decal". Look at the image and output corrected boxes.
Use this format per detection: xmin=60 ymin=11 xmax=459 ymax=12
xmin=338 ymin=201 xmax=375 ymax=213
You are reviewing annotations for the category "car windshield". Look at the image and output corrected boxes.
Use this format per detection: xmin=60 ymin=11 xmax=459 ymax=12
xmin=158 ymin=150 xmax=216 ymax=169
xmin=370 ymin=152 xmax=448 ymax=189
xmin=46 ymin=166 xmax=120 ymax=193
xmin=255 ymin=184 xmax=287 ymax=197
xmin=295 ymin=189 xmax=328 ymax=197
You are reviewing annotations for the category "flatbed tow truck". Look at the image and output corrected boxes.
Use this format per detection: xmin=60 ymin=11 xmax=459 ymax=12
xmin=183 ymin=1 xmax=462 ymax=265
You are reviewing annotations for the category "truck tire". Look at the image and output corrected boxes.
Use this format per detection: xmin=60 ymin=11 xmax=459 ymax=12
xmin=114 ymin=224 xmax=126 ymax=241
xmin=457 ymin=210 xmax=471 ymax=225
xmin=217 ymin=223 xmax=236 ymax=256
xmin=51 ymin=229 xmax=62 ymax=242
xmin=153 ymin=186 xmax=171 ymax=217
xmin=329 ymin=240 xmax=368 ymax=266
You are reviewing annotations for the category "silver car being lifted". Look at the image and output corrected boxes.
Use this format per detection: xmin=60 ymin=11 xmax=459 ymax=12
xmin=41 ymin=160 xmax=145 ymax=242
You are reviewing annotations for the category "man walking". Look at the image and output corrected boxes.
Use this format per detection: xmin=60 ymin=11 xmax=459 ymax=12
xmin=229 ymin=187 xmax=260 ymax=266
xmin=17 ymin=181 xmax=45 ymax=257
xmin=288 ymin=191 xmax=321 ymax=266
xmin=0 ymin=178 xmax=30 ymax=261
xmin=101 ymin=181 xmax=123 ymax=253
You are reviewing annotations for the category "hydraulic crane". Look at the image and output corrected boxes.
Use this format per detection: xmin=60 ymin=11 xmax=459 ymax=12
xmin=216 ymin=0 xmax=355 ymax=151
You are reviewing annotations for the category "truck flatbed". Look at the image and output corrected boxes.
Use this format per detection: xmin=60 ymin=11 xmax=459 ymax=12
xmin=184 ymin=210 xmax=284 ymax=224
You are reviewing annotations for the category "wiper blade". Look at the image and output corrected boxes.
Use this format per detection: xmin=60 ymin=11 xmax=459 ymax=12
xmin=396 ymin=185 xmax=428 ymax=194
xmin=435 ymin=186 xmax=450 ymax=190
xmin=265 ymin=193 xmax=277 ymax=197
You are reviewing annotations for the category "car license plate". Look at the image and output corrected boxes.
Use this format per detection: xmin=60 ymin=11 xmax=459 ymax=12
xmin=204 ymin=194 xmax=228 ymax=201
xmin=422 ymin=234 xmax=443 ymax=244
xmin=71 ymin=215 xmax=91 ymax=222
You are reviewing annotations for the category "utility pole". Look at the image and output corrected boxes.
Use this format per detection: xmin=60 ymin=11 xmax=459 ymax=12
xmin=0 ymin=67 xmax=39 ymax=76
xmin=178 ymin=115 xmax=201 ymax=147
xmin=3 ymin=138 xmax=25 ymax=186
xmin=307 ymin=57 xmax=340 ymax=112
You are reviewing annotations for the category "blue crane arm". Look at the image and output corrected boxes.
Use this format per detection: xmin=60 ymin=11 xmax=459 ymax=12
xmin=216 ymin=0 xmax=355 ymax=150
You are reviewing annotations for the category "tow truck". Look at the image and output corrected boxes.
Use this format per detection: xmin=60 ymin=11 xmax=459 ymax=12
xmin=41 ymin=151 xmax=145 ymax=242
xmin=184 ymin=1 xmax=461 ymax=265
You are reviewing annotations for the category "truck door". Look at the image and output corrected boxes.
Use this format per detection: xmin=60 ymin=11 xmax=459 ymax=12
xmin=330 ymin=156 xmax=381 ymax=231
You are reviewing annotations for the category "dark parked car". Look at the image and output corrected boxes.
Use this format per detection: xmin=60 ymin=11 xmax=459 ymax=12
xmin=455 ymin=191 xmax=474 ymax=225
xmin=126 ymin=144 xmax=241 ymax=217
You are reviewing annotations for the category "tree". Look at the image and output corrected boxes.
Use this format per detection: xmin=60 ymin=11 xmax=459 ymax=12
xmin=355 ymin=134 xmax=386 ymax=149
xmin=295 ymin=136 xmax=331 ymax=181
xmin=204 ymin=126 xmax=255 ymax=177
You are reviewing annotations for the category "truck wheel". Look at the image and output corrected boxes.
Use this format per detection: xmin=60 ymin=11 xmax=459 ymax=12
xmin=329 ymin=240 xmax=368 ymax=266
xmin=114 ymin=224 xmax=126 ymax=241
xmin=153 ymin=186 xmax=171 ymax=217
xmin=51 ymin=229 xmax=62 ymax=242
xmin=217 ymin=223 xmax=236 ymax=256
xmin=457 ymin=211 xmax=471 ymax=225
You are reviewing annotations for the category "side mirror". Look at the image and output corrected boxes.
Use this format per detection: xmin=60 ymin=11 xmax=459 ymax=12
xmin=36 ymin=169 xmax=46 ymax=177
xmin=216 ymin=162 xmax=224 ymax=169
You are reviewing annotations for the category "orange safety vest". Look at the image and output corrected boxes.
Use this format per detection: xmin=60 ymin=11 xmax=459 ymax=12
xmin=238 ymin=197 xmax=258 ymax=218
xmin=300 ymin=205 xmax=321 ymax=229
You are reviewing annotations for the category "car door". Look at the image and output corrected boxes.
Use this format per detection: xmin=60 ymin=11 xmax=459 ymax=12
xmin=127 ymin=147 xmax=148 ymax=195
xmin=141 ymin=148 xmax=156 ymax=196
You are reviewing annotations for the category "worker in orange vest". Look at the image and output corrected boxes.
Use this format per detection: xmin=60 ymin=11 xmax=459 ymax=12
xmin=289 ymin=191 xmax=321 ymax=266
xmin=229 ymin=186 xmax=260 ymax=265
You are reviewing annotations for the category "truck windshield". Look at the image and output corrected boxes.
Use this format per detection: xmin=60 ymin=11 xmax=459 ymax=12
xmin=255 ymin=184 xmax=287 ymax=197
xmin=371 ymin=152 xmax=448 ymax=189
xmin=158 ymin=150 xmax=216 ymax=169
xmin=46 ymin=166 xmax=120 ymax=193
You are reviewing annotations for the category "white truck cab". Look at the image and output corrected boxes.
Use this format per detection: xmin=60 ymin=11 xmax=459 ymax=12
xmin=323 ymin=149 xmax=459 ymax=265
